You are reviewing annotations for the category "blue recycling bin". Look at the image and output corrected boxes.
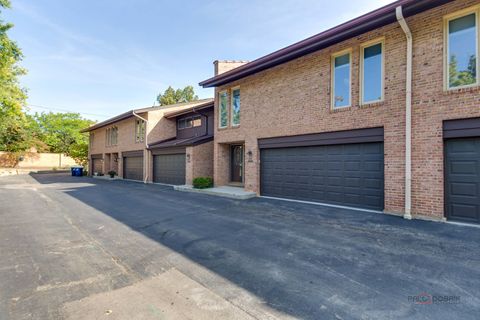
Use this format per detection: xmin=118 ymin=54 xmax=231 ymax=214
xmin=71 ymin=166 xmax=83 ymax=177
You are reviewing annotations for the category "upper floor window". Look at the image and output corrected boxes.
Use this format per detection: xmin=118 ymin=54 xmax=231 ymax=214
xmin=332 ymin=51 xmax=351 ymax=108
xmin=106 ymin=127 xmax=118 ymax=146
xmin=445 ymin=8 xmax=479 ymax=89
xmin=135 ymin=119 xmax=145 ymax=143
xmin=219 ymin=91 xmax=229 ymax=128
xmin=361 ymin=41 xmax=384 ymax=104
xmin=178 ymin=116 xmax=201 ymax=130
xmin=193 ymin=115 xmax=202 ymax=127
xmin=231 ymin=88 xmax=240 ymax=126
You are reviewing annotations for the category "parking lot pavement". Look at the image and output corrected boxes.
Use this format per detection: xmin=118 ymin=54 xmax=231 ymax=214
xmin=1 ymin=173 xmax=479 ymax=320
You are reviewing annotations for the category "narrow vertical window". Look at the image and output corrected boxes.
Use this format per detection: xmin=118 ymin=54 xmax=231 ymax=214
xmin=219 ymin=91 xmax=228 ymax=128
xmin=362 ymin=42 xmax=383 ymax=104
xmin=231 ymin=88 xmax=240 ymax=126
xmin=447 ymin=12 xmax=478 ymax=89
xmin=332 ymin=52 xmax=351 ymax=108
xmin=135 ymin=120 xmax=145 ymax=142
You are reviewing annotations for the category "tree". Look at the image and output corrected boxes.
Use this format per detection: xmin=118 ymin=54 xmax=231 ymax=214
xmin=32 ymin=112 xmax=94 ymax=165
xmin=0 ymin=0 xmax=29 ymax=152
xmin=156 ymin=85 xmax=199 ymax=106
xmin=449 ymin=54 xmax=476 ymax=88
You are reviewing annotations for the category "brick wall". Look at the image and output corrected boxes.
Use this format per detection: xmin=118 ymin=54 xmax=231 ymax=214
xmin=212 ymin=0 xmax=480 ymax=219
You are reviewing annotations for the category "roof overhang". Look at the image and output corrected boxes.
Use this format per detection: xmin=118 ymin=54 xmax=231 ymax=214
xmin=80 ymin=110 xmax=135 ymax=133
xmin=163 ymin=101 xmax=214 ymax=119
xmin=199 ymin=0 xmax=453 ymax=88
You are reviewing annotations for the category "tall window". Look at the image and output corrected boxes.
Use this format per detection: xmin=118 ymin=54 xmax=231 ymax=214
xmin=332 ymin=51 xmax=351 ymax=108
xmin=135 ymin=119 xmax=145 ymax=143
xmin=446 ymin=9 xmax=479 ymax=89
xmin=105 ymin=127 xmax=117 ymax=146
xmin=361 ymin=41 xmax=384 ymax=104
xmin=231 ymin=88 xmax=240 ymax=126
xmin=219 ymin=91 xmax=229 ymax=128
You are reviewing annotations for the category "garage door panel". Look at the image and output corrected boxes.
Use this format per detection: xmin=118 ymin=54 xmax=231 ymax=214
xmin=153 ymin=154 xmax=185 ymax=185
xmin=445 ymin=137 xmax=480 ymax=224
xmin=123 ymin=156 xmax=143 ymax=181
xmin=261 ymin=142 xmax=384 ymax=210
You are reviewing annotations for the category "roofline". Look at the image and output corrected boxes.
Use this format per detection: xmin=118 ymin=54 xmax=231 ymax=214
xmin=199 ymin=0 xmax=453 ymax=88
xmin=80 ymin=99 xmax=214 ymax=133
xmin=163 ymin=100 xmax=214 ymax=119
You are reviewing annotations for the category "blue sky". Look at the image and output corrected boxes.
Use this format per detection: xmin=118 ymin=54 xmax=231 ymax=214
xmin=5 ymin=0 xmax=394 ymax=121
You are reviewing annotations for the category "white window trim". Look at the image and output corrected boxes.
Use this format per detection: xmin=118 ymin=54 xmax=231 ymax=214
xmin=360 ymin=38 xmax=385 ymax=105
xmin=230 ymin=86 xmax=241 ymax=127
xmin=331 ymin=49 xmax=352 ymax=109
xmin=218 ymin=90 xmax=229 ymax=129
xmin=444 ymin=5 xmax=480 ymax=91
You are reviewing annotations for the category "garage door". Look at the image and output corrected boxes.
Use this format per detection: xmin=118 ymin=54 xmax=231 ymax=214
xmin=123 ymin=156 xmax=143 ymax=181
xmin=92 ymin=158 xmax=103 ymax=174
xmin=260 ymin=142 xmax=384 ymax=210
xmin=153 ymin=153 xmax=186 ymax=185
xmin=445 ymin=137 xmax=480 ymax=224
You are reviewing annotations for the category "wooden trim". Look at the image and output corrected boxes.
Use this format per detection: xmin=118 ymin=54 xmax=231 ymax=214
xmin=122 ymin=150 xmax=144 ymax=157
xmin=151 ymin=147 xmax=186 ymax=156
xmin=258 ymin=127 xmax=384 ymax=149
xmin=443 ymin=117 xmax=480 ymax=138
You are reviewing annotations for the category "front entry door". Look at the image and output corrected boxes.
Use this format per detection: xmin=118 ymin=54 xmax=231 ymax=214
xmin=231 ymin=145 xmax=244 ymax=183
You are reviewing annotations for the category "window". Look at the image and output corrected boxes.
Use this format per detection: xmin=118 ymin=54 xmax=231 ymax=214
xmin=193 ymin=116 xmax=202 ymax=127
xmin=332 ymin=51 xmax=351 ymax=108
xmin=445 ymin=8 xmax=479 ymax=89
xmin=231 ymin=88 xmax=240 ymax=126
xmin=105 ymin=127 xmax=118 ymax=146
xmin=219 ymin=91 xmax=229 ymax=128
xmin=135 ymin=119 xmax=145 ymax=143
xmin=90 ymin=133 xmax=94 ymax=148
xmin=185 ymin=117 xmax=192 ymax=128
xmin=361 ymin=41 xmax=384 ymax=104
xmin=178 ymin=119 xmax=186 ymax=129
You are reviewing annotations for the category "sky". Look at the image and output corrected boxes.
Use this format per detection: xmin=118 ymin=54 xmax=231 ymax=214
xmin=4 ymin=0 xmax=395 ymax=121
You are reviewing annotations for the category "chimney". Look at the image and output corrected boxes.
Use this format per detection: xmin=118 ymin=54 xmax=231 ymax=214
xmin=214 ymin=60 xmax=249 ymax=76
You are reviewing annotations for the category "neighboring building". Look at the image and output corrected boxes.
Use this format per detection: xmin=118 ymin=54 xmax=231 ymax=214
xmin=147 ymin=101 xmax=214 ymax=185
xmin=200 ymin=0 xmax=480 ymax=224
xmin=81 ymin=99 xmax=213 ymax=182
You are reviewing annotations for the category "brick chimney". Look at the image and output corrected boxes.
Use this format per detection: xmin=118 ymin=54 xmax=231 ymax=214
xmin=214 ymin=60 xmax=249 ymax=76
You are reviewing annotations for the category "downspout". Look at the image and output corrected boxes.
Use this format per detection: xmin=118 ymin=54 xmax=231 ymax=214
xmin=396 ymin=6 xmax=413 ymax=220
xmin=132 ymin=111 xmax=149 ymax=183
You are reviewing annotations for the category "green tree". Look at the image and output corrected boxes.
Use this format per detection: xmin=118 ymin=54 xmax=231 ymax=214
xmin=449 ymin=54 xmax=476 ymax=88
xmin=156 ymin=85 xmax=199 ymax=106
xmin=33 ymin=112 xmax=94 ymax=165
xmin=0 ymin=0 xmax=29 ymax=152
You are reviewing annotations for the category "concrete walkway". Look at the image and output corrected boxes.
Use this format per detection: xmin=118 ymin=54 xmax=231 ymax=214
xmin=174 ymin=185 xmax=256 ymax=200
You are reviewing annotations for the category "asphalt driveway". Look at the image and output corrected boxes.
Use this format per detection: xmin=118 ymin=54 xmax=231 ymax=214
xmin=0 ymin=173 xmax=479 ymax=320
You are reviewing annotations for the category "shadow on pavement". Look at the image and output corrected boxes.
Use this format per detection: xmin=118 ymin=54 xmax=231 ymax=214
xmin=29 ymin=172 xmax=480 ymax=320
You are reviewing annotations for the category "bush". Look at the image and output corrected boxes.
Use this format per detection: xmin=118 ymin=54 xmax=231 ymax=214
xmin=193 ymin=177 xmax=213 ymax=189
xmin=107 ymin=170 xmax=116 ymax=178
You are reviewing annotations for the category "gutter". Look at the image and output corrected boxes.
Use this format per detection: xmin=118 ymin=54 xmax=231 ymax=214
xmin=132 ymin=111 xmax=150 ymax=184
xmin=396 ymin=6 xmax=413 ymax=220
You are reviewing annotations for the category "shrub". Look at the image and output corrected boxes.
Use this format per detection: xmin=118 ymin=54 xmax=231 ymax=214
xmin=107 ymin=170 xmax=116 ymax=178
xmin=193 ymin=177 xmax=213 ymax=189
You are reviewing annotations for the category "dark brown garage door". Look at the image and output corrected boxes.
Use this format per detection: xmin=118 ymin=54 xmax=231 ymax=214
xmin=153 ymin=153 xmax=186 ymax=185
xmin=260 ymin=142 xmax=384 ymax=210
xmin=123 ymin=156 xmax=143 ymax=181
xmin=445 ymin=137 xmax=480 ymax=224
xmin=92 ymin=158 xmax=103 ymax=174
